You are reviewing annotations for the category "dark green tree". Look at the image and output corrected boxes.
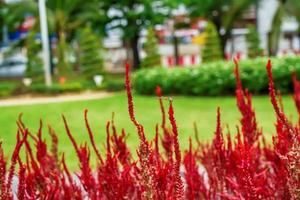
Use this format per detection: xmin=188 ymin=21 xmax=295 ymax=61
xmin=142 ymin=27 xmax=161 ymax=68
xmin=104 ymin=0 xmax=177 ymax=69
xmin=185 ymin=0 xmax=259 ymax=57
xmin=201 ymin=22 xmax=222 ymax=63
xmin=246 ymin=25 xmax=262 ymax=58
xmin=77 ymin=26 xmax=103 ymax=78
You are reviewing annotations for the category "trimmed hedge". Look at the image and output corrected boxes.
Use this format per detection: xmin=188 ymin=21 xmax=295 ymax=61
xmin=105 ymin=79 xmax=125 ymax=91
xmin=0 ymin=82 xmax=19 ymax=98
xmin=27 ymin=82 xmax=83 ymax=94
xmin=133 ymin=56 xmax=300 ymax=95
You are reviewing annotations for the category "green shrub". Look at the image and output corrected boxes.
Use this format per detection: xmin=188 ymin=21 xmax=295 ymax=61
xmin=133 ymin=56 xmax=300 ymax=95
xmin=60 ymin=82 xmax=82 ymax=92
xmin=246 ymin=25 xmax=263 ymax=58
xmin=105 ymin=79 xmax=125 ymax=91
xmin=141 ymin=27 xmax=161 ymax=68
xmin=28 ymin=82 xmax=83 ymax=94
xmin=201 ymin=22 xmax=222 ymax=63
xmin=77 ymin=26 xmax=103 ymax=78
xmin=0 ymin=82 xmax=18 ymax=97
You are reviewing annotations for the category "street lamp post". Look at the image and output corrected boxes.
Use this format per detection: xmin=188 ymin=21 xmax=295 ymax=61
xmin=38 ymin=0 xmax=52 ymax=86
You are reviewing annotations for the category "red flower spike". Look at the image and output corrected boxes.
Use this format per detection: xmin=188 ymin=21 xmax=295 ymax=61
xmin=125 ymin=62 xmax=137 ymax=127
xmin=154 ymin=124 xmax=160 ymax=159
xmin=17 ymin=161 xmax=26 ymax=200
xmin=155 ymin=85 xmax=162 ymax=97
xmin=168 ymin=100 xmax=185 ymax=200
xmin=267 ymin=59 xmax=294 ymax=135
xmin=84 ymin=109 xmax=103 ymax=164
xmin=213 ymin=107 xmax=223 ymax=152
xmin=125 ymin=62 xmax=156 ymax=199
xmin=125 ymin=60 xmax=146 ymax=142
xmin=0 ymin=142 xmax=6 ymax=200
xmin=62 ymin=115 xmax=80 ymax=156
xmin=106 ymin=121 xmax=111 ymax=156
xmin=5 ymin=129 xmax=28 ymax=199
xmin=234 ymin=59 xmax=260 ymax=145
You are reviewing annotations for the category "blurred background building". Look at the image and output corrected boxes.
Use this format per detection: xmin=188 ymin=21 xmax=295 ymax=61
xmin=102 ymin=0 xmax=300 ymax=69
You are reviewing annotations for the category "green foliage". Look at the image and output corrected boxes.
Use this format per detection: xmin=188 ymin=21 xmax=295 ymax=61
xmin=142 ymin=28 xmax=161 ymax=68
xmin=25 ymin=30 xmax=43 ymax=78
xmin=133 ymin=56 xmax=300 ymax=95
xmin=78 ymin=26 xmax=103 ymax=78
xmin=105 ymin=79 xmax=125 ymax=91
xmin=246 ymin=25 xmax=263 ymax=58
xmin=28 ymin=82 xmax=83 ymax=94
xmin=0 ymin=82 xmax=18 ymax=97
xmin=201 ymin=22 xmax=222 ymax=63
xmin=103 ymin=0 xmax=176 ymax=69
xmin=104 ymin=0 xmax=175 ymax=40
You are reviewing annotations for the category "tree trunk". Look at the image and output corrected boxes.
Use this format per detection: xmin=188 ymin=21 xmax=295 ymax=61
xmin=49 ymin=38 xmax=54 ymax=75
xmin=130 ymin=34 xmax=140 ymax=70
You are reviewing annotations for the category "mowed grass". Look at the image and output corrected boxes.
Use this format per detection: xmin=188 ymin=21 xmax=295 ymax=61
xmin=0 ymin=92 xmax=297 ymax=169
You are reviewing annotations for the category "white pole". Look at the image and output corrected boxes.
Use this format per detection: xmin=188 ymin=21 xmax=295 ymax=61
xmin=38 ymin=0 xmax=52 ymax=86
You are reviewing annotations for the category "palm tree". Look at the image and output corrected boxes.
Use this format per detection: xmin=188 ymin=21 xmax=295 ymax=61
xmin=3 ymin=0 xmax=105 ymax=76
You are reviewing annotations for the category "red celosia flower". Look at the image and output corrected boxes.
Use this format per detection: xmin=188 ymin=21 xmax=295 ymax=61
xmin=168 ymin=100 xmax=185 ymax=200
xmin=234 ymin=58 xmax=260 ymax=145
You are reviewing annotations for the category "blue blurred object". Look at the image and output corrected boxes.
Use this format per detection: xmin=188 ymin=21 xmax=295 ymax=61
xmin=8 ymin=30 xmax=28 ymax=41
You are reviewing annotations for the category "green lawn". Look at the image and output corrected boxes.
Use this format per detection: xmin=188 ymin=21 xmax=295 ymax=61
xmin=0 ymin=92 xmax=297 ymax=169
